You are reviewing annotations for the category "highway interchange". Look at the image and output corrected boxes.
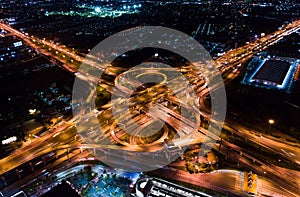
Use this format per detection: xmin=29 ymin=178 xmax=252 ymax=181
xmin=1 ymin=19 xmax=300 ymax=196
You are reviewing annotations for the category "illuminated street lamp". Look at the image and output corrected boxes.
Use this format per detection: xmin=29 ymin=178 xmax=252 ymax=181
xmin=268 ymin=119 xmax=275 ymax=124
xmin=268 ymin=119 xmax=275 ymax=132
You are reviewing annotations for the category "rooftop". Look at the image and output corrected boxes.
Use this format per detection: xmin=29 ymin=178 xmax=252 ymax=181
xmin=252 ymin=59 xmax=291 ymax=85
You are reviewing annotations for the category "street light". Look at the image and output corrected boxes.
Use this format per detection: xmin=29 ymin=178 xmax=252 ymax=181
xmin=268 ymin=119 xmax=275 ymax=124
xmin=268 ymin=119 xmax=275 ymax=132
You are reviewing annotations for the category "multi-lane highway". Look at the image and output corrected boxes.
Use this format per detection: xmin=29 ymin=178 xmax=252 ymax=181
xmin=0 ymin=123 xmax=76 ymax=175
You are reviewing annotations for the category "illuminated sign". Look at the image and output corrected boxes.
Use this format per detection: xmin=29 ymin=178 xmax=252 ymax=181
xmin=13 ymin=41 xmax=22 ymax=47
